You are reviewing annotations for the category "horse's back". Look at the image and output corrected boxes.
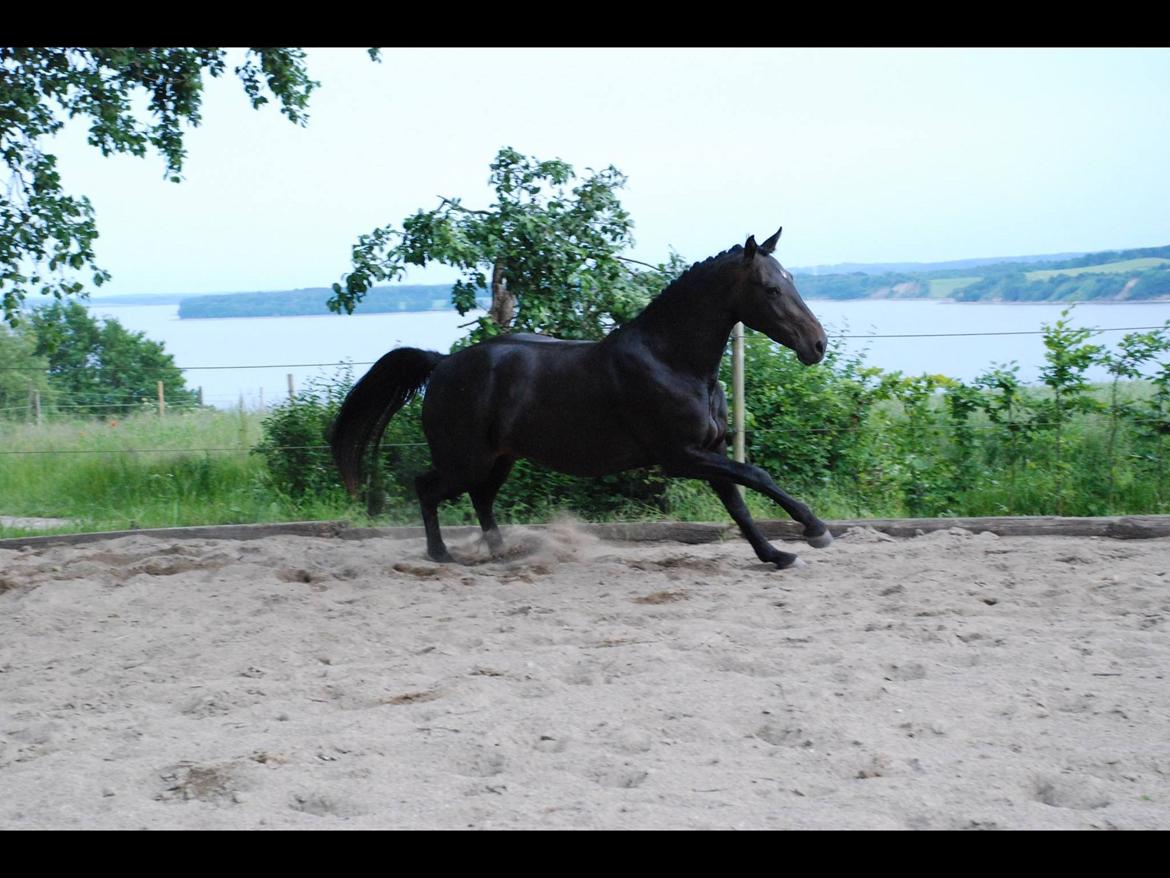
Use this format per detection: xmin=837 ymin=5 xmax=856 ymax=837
xmin=432 ymin=333 xmax=600 ymax=387
xmin=495 ymin=332 xmax=592 ymax=346
xmin=423 ymin=333 xmax=647 ymax=477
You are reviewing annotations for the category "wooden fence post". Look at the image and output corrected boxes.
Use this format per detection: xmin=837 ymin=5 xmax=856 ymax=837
xmin=732 ymin=321 xmax=745 ymax=495
xmin=157 ymin=380 xmax=166 ymax=418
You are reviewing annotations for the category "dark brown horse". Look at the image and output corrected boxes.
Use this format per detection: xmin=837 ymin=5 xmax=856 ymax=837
xmin=331 ymin=228 xmax=832 ymax=568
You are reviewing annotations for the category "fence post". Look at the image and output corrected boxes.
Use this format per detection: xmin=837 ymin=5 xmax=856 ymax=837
xmin=732 ymin=321 xmax=745 ymax=495
xmin=157 ymin=380 xmax=166 ymax=418
xmin=197 ymin=386 xmax=204 ymax=407
xmin=30 ymin=387 xmax=42 ymax=425
xmin=287 ymin=373 xmax=295 ymax=400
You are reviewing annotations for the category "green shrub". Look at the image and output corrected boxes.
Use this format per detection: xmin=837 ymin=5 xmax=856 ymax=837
xmin=253 ymin=369 xmax=354 ymax=507
xmin=252 ymin=320 xmax=1170 ymax=525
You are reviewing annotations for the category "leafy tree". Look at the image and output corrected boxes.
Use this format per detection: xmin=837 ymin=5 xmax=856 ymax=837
xmin=1036 ymin=310 xmax=1104 ymax=513
xmin=254 ymin=369 xmax=354 ymax=505
xmin=0 ymin=47 xmax=371 ymax=325
xmin=331 ymin=146 xmax=657 ymax=342
xmin=1121 ymin=321 xmax=1170 ymax=506
xmin=26 ymin=301 xmax=198 ymax=415
xmin=0 ymin=326 xmax=50 ymax=416
xmin=1098 ymin=326 xmax=1168 ymax=504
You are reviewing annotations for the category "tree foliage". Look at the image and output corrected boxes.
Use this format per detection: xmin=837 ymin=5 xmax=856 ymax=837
xmin=26 ymin=301 xmax=198 ymax=415
xmin=254 ymin=369 xmax=354 ymax=504
xmin=0 ymin=326 xmax=50 ymax=414
xmin=0 ymin=47 xmax=337 ymax=325
xmin=331 ymin=146 xmax=659 ymax=342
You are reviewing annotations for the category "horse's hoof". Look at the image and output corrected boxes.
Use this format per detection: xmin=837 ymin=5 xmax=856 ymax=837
xmin=806 ymin=529 xmax=834 ymax=549
xmin=428 ymin=550 xmax=455 ymax=564
xmin=766 ymin=551 xmax=802 ymax=569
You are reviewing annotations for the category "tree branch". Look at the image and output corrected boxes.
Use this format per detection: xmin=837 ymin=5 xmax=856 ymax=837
xmin=617 ymin=255 xmax=667 ymax=271
xmin=436 ymin=196 xmax=491 ymax=216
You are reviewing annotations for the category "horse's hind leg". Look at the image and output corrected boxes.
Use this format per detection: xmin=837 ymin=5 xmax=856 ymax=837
xmin=468 ymin=457 xmax=514 ymax=555
xmin=416 ymin=469 xmax=466 ymax=563
xmin=708 ymin=478 xmax=800 ymax=569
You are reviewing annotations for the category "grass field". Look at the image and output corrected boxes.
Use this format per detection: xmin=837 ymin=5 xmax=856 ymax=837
xmin=0 ymin=409 xmax=351 ymax=537
xmin=927 ymin=276 xmax=982 ymax=298
xmin=2 ymin=374 xmax=1167 ymax=539
xmin=1024 ymin=257 xmax=1170 ymax=281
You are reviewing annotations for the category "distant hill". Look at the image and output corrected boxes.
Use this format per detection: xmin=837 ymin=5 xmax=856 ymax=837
xmin=159 ymin=243 xmax=1170 ymax=319
xmin=794 ymin=252 xmax=1088 ymax=276
xmin=178 ymin=285 xmax=487 ymax=319
xmin=87 ymin=293 xmax=189 ymax=306
xmin=793 ymin=244 xmax=1170 ymax=303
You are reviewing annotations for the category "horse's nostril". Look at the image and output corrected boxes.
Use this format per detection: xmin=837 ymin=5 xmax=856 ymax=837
xmin=815 ymin=339 xmax=825 ymax=355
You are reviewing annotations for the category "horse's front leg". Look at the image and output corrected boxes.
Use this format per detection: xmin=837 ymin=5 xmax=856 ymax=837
xmin=708 ymin=478 xmax=801 ymax=568
xmin=666 ymin=449 xmax=833 ymax=548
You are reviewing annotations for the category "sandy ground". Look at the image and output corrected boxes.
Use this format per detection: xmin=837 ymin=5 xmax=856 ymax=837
xmin=1 ymin=521 xmax=1168 ymax=830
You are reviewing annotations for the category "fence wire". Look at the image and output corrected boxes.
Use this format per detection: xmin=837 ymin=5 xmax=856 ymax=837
xmin=2 ymin=418 xmax=1167 ymax=455
xmin=0 ymin=443 xmax=428 ymax=456
xmin=0 ymin=324 xmax=1167 ymax=374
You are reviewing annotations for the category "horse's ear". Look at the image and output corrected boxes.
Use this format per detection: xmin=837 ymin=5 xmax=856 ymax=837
xmin=760 ymin=227 xmax=782 ymax=255
xmin=744 ymin=235 xmax=758 ymax=260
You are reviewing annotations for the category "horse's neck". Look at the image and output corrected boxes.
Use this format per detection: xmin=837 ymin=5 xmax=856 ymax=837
xmin=624 ymin=275 xmax=736 ymax=378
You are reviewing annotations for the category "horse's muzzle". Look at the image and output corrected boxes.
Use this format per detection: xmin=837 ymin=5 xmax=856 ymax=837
xmin=798 ymin=336 xmax=827 ymax=365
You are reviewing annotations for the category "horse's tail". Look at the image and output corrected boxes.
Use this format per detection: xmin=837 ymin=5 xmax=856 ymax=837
xmin=330 ymin=347 xmax=445 ymax=496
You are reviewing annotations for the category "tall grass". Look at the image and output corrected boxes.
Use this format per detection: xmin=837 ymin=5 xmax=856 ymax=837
xmin=3 ymin=311 xmax=1168 ymax=537
xmin=1 ymin=395 xmax=1165 ymax=540
xmin=0 ymin=408 xmax=360 ymax=537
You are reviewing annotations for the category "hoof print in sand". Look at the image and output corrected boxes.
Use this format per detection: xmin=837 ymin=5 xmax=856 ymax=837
xmin=633 ymin=589 xmax=688 ymax=605
xmin=290 ymin=792 xmax=366 ymax=818
xmin=158 ymin=761 xmax=245 ymax=804
xmin=392 ymin=562 xmax=455 ymax=579
xmin=380 ymin=689 xmax=442 ymax=706
xmin=1032 ymin=774 xmax=1112 ymax=811
xmin=626 ymin=555 xmax=720 ymax=575
xmin=590 ymin=764 xmax=649 ymax=789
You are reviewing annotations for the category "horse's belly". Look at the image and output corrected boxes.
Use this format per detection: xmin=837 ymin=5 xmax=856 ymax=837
xmin=521 ymin=444 xmax=647 ymax=478
xmin=507 ymin=409 xmax=647 ymax=477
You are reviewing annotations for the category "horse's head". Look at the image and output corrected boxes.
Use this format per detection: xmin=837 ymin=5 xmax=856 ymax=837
xmin=732 ymin=228 xmax=827 ymax=365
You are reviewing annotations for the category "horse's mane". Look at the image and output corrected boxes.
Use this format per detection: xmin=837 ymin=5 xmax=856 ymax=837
xmin=664 ymin=245 xmax=742 ymax=296
xmin=631 ymin=244 xmax=743 ymax=322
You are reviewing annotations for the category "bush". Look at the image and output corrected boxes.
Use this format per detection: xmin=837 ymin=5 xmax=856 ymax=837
xmin=253 ymin=369 xmax=354 ymax=506
xmin=254 ymin=321 xmax=1170 ymax=525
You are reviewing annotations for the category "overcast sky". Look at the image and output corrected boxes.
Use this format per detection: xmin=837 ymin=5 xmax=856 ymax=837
xmin=47 ymin=47 xmax=1170 ymax=297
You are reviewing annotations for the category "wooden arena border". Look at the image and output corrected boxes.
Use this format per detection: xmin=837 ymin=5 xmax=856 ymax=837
xmin=2 ymin=515 xmax=1170 ymax=551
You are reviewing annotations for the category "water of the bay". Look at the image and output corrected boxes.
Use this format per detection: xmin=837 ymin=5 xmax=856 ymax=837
xmin=86 ymin=299 xmax=1170 ymax=409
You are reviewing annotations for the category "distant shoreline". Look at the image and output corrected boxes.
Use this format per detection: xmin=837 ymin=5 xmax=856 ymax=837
xmin=83 ymin=297 xmax=1170 ymax=319
xmin=83 ymin=241 xmax=1170 ymax=317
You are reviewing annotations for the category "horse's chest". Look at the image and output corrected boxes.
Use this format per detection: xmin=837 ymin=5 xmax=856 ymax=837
xmin=701 ymin=384 xmax=727 ymax=449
